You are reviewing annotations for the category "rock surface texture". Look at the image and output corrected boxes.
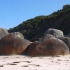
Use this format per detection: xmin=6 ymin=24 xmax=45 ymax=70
xmin=0 ymin=33 xmax=31 ymax=55
xmin=0 ymin=28 xmax=9 ymax=39
xmin=39 ymin=34 xmax=55 ymax=43
xmin=27 ymin=38 xmax=69 ymax=56
xmin=11 ymin=32 xmax=24 ymax=39
xmin=58 ymin=37 xmax=70 ymax=52
xmin=44 ymin=28 xmax=64 ymax=38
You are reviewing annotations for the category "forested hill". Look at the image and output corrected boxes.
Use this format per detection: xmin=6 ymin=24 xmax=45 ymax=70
xmin=8 ymin=5 xmax=70 ymax=41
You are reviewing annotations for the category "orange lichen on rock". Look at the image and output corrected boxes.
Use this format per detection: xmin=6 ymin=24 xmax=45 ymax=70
xmin=27 ymin=39 xmax=69 ymax=56
xmin=0 ymin=34 xmax=31 ymax=55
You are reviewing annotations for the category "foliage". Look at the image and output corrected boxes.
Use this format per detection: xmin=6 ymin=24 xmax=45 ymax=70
xmin=63 ymin=4 xmax=70 ymax=9
xmin=8 ymin=5 xmax=70 ymax=41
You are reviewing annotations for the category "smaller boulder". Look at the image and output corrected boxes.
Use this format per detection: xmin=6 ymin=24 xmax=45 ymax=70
xmin=11 ymin=32 xmax=24 ymax=39
xmin=0 ymin=28 xmax=9 ymax=39
xmin=58 ymin=37 xmax=70 ymax=52
xmin=44 ymin=28 xmax=64 ymax=38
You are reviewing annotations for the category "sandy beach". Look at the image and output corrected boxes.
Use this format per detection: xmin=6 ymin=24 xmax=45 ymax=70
xmin=0 ymin=55 xmax=70 ymax=70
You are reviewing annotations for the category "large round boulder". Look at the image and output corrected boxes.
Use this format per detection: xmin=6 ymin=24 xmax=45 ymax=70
xmin=27 ymin=38 xmax=69 ymax=56
xmin=0 ymin=33 xmax=31 ymax=55
xmin=44 ymin=28 xmax=64 ymax=38
xmin=0 ymin=28 xmax=9 ymax=39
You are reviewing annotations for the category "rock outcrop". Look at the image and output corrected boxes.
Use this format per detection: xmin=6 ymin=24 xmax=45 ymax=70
xmin=0 ymin=33 xmax=31 ymax=55
xmin=27 ymin=38 xmax=69 ymax=56
xmin=44 ymin=28 xmax=64 ymax=38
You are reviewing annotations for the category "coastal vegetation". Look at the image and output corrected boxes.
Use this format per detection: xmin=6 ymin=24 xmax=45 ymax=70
xmin=8 ymin=5 xmax=70 ymax=41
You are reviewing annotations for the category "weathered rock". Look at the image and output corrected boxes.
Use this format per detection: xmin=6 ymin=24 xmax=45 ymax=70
xmin=39 ymin=34 xmax=55 ymax=43
xmin=27 ymin=38 xmax=69 ymax=56
xmin=21 ymin=41 xmax=38 ymax=55
xmin=0 ymin=33 xmax=31 ymax=55
xmin=58 ymin=37 xmax=70 ymax=52
xmin=44 ymin=28 xmax=64 ymax=38
xmin=0 ymin=28 xmax=9 ymax=39
xmin=24 ymin=41 xmax=39 ymax=55
xmin=11 ymin=32 xmax=24 ymax=39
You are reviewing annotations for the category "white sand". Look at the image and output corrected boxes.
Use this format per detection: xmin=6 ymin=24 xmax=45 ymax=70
xmin=0 ymin=55 xmax=70 ymax=70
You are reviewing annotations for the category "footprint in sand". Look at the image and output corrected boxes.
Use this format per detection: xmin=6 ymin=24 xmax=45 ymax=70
xmin=29 ymin=64 xmax=41 ymax=67
xmin=50 ymin=61 xmax=54 ymax=62
xmin=13 ymin=61 xmax=20 ymax=63
xmin=2 ymin=61 xmax=5 ymax=62
xmin=55 ymin=55 xmax=60 ymax=57
xmin=56 ymin=61 xmax=60 ymax=64
xmin=0 ymin=65 xmax=4 ymax=67
xmin=22 ymin=64 xmax=41 ymax=67
xmin=6 ymin=61 xmax=21 ymax=65
xmin=57 ymin=59 xmax=62 ymax=61
xmin=39 ymin=57 xmax=43 ymax=59
xmin=64 ymin=60 xmax=69 ymax=61
xmin=21 ymin=65 xmax=29 ymax=67
xmin=65 ymin=64 xmax=67 ymax=65
xmin=23 ymin=61 xmax=31 ymax=63
xmin=16 ymin=57 xmax=19 ymax=58
xmin=66 ymin=62 xmax=70 ymax=63
xmin=7 ymin=63 xmax=17 ymax=65
xmin=48 ymin=58 xmax=53 ymax=60
xmin=3 ymin=57 xmax=8 ymax=59
xmin=35 ymin=65 xmax=40 ymax=66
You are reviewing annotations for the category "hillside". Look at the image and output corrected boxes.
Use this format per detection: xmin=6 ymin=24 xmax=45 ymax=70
xmin=8 ymin=5 xmax=70 ymax=41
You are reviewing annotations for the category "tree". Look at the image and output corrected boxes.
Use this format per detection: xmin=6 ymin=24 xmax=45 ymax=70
xmin=63 ymin=4 xmax=70 ymax=9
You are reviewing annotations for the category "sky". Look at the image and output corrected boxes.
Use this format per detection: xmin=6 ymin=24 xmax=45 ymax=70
xmin=0 ymin=0 xmax=70 ymax=30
